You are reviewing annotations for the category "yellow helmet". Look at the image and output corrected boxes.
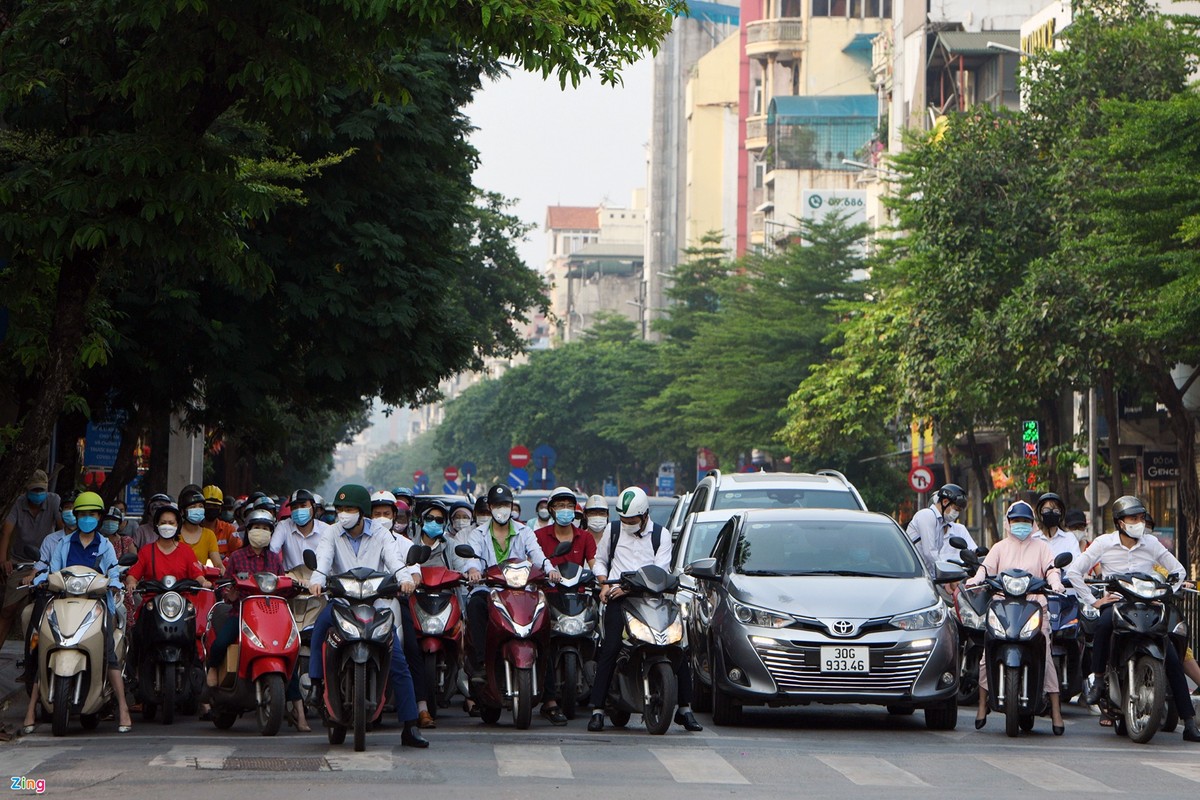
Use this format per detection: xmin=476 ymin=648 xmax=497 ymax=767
xmin=74 ymin=491 xmax=105 ymax=514
xmin=202 ymin=485 xmax=224 ymax=504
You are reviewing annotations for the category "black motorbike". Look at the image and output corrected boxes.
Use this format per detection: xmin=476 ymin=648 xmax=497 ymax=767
xmin=545 ymin=561 xmax=598 ymax=718
xmin=967 ymin=550 xmax=1073 ymax=737
xmin=131 ymin=576 xmax=208 ymax=724
xmin=600 ymin=565 xmax=684 ymax=736
xmin=947 ymin=537 xmax=989 ymax=704
xmin=1048 ymin=591 xmax=1085 ymax=702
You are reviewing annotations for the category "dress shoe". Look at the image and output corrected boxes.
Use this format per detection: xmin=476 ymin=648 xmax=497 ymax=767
xmin=974 ymin=715 xmax=987 ymax=730
xmin=1083 ymin=675 xmax=1104 ymax=706
xmin=1053 ymin=724 xmax=1064 ymax=736
xmin=587 ymin=712 xmax=604 ymax=732
xmin=1183 ymin=719 xmax=1200 ymax=742
xmin=417 ymin=710 xmax=436 ymax=729
xmin=401 ymin=723 xmax=430 ymax=748
xmin=675 ymin=710 xmax=703 ymax=731
xmin=540 ymin=705 xmax=568 ymax=726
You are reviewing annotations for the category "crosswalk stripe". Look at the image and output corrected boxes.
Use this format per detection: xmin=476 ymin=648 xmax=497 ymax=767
xmin=1144 ymin=761 xmax=1200 ymax=783
xmin=979 ymin=756 xmax=1118 ymax=793
xmin=650 ymin=747 xmax=749 ymax=784
xmin=149 ymin=745 xmax=235 ymax=769
xmin=815 ymin=755 xmax=927 ymax=787
xmin=0 ymin=747 xmax=78 ymax=778
xmin=326 ymin=750 xmax=393 ymax=772
xmin=495 ymin=744 xmax=573 ymax=779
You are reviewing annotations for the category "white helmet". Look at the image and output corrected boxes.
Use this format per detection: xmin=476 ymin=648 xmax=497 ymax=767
xmin=615 ymin=486 xmax=649 ymax=518
xmin=584 ymin=494 xmax=608 ymax=513
xmin=548 ymin=486 xmax=576 ymax=507
xmin=370 ymin=490 xmax=398 ymax=508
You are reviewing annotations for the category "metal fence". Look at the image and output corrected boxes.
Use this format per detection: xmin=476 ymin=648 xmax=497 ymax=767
xmin=1181 ymin=588 xmax=1200 ymax=655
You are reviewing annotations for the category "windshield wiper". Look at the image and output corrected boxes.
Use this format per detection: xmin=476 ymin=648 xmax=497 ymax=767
xmin=791 ymin=569 xmax=898 ymax=578
xmin=738 ymin=569 xmax=787 ymax=576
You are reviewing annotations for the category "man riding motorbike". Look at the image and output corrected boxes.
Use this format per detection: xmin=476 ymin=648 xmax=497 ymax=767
xmin=906 ymin=483 xmax=976 ymax=575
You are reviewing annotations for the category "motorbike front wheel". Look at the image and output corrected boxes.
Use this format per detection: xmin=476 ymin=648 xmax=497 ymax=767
xmin=257 ymin=673 xmax=286 ymax=736
xmin=1125 ymin=655 xmax=1165 ymax=744
xmin=160 ymin=665 xmax=176 ymax=725
xmin=957 ymin=647 xmax=980 ymax=705
xmin=512 ymin=667 xmax=533 ymax=730
xmin=560 ymin=653 xmax=579 ymax=720
xmin=51 ymin=674 xmax=73 ymax=737
xmin=353 ymin=661 xmax=368 ymax=752
xmin=1003 ymin=666 xmax=1021 ymax=738
xmin=423 ymin=652 xmax=440 ymax=720
xmin=642 ymin=662 xmax=677 ymax=736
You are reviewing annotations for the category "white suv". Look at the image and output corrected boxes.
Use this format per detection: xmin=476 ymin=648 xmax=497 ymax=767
xmin=682 ymin=469 xmax=866 ymax=521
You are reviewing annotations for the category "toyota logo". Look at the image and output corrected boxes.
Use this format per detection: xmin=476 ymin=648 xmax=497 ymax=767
xmin=831 ymin=620 xmax=855 ymax=636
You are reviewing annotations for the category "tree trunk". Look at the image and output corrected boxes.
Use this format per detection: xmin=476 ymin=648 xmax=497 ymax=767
xmin=1102 ymin=373 xmax=1123 ymax=500
xmin=966 ymin=426 xmax=999 ymax=545
xmin=1149 ymin=370 xmax=1200 ymax=577
xmin=101 ymin=408 xmax=148 ymax=506
xmin=0 ymin=253 xmax=102 ymax=523
xmin=145 ymin=410 xmax=173 ymax=496
xmin=52 ymin=413 xmax=88 ymax=496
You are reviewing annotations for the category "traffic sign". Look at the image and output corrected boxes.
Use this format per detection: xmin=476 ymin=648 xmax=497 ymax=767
xmin=656 ymin=475 xmax=676 ymax=496
xmin=509 ymin=446 xmax=531 ymax=468
xmin=460 ymin=461 xmax=477 ymax=478
xmin=532 ymin=444 xmax=557 ymax=469
xmin=908 ymin=465 xmax=935 ymax=493
xmin=532 ymin=469 xmax=555 ymax=490
xmin=507 ymin=468 xmax=529 ymax=490
xmin=461 ymin=478 xmax=477 ymax=496
xmin=444 ymin=465 xmax=459 ymax=482
xmin=443 ymin=480 xmax=459 ymax=494
xmin=413 ymin=470 xmax=429 ymax=493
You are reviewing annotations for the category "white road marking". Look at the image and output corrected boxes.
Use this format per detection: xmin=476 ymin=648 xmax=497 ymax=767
xmin=494 ymin=744 xmax=573 ymax=779
xmin=1144 ymin=761 xmax=1200 ymax=783
xmin=650 ymin=747 xmax=749 ymax=784
xmin=325 ymin=750 xmax=392 ymax=772
xmin=0 ymin=746 xmax=79 ymax=777
xmin=979 ymin=755 xmax=1119 ymax=793
xmin=148 ymin=745 xmax=234 ymax=769
xmin=815 ymin=755 xmax=928 ymax=787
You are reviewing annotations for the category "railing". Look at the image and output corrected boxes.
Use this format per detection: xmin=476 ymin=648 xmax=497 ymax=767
xmin=746 ymin=116 xmax=767 ymax=143
xmin=1181 ymin=588 xmax=1200 ymax=654
xmin=745 ymin=18 xmax=804 ymax=48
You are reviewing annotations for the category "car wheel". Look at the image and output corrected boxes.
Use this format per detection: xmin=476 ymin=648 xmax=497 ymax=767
xmin=691 ymin=653 xmax=712 ymax=713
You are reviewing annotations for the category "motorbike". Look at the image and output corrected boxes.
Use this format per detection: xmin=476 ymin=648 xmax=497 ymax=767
xmin=599 ymin=564 xmax=685 ymax=736
xmin=545 ymin=560 xmax=598 ymax=719
xmin=453 ymin=541 xmax=571 ymax=729
xmin=408 ymin=564 xmax=466 ymax=717
xmin=203 ymin=571 xmax=302 ymax=735
xmin=1094 ymin=571 xmax=1183 ymax=743
xmin=947 ymin=536 xmax=988 ymax=705
xmin=967 ymin=549 xmax=1073 ymax=737
xmin=1048 ymin=590 xmax=1085 ymax=702
xmin=34 ymin=555 xmax=138 ymax=736
xmin=303 ymin=545 xmax=430 ymax=752
xmin=286 ymin=565 xmax=327 ymax=714
xmin=131 ymin=573 xmax=209 ymax=723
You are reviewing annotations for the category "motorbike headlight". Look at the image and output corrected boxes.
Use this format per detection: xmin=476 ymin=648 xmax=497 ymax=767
xmin=1118 ymin=577 xmax=1167 ymax=600
xmin=335 ymin=611 xmax=360 ymax=638
xmin=254 ymin=572 xmax=279 ymax=593
xmin=891 ymin=603 xmax=946 ymax=631
xmin=1081 ymin=604 xmax=1100 ymax=620
xmin=1001 ymin=574 xmax=1031 ymax=596
xmin=731 ymin=600 xmax=791 ymax=629
xmin=240 ymin=620 xmax=265 ymax=648
xmin=664 ymin=619 xmax=683 ymax=644
xmin=65 ymin=575 xmax=91 ymax=596
xmin=626 ymin=616 xmax=656 ymax=644
xmin=163 ymin=575 xmax=177 ymax=589
xmin=552 ymin=616 xmax=586 ymax=636
xmin=1173 ymin=619 xmax=1189 ymax=637
xmin=1019 ymin=610 xmax=1042 ymax=640
xmin=503 ymin=564 xmax=531 ymax=589
xmin=986 ymin=607 xmax=1005 ymax=638
xmin=285 ymin=620 xmax=299 ymax=650
xmin=369 ymin=621 xmax=391 ymax=641
xmin=159 ymin=591 xmax=185 ymax=623
xmin=955 ymin=596 xmax=984 ymax=629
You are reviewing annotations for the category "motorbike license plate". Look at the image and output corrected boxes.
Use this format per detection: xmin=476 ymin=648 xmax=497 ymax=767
xmin=820 ymin=646 xmax=869 ymax=673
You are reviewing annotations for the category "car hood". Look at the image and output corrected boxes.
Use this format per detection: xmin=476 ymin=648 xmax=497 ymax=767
xmin=727 ymin=575 xmax=937 ymax=619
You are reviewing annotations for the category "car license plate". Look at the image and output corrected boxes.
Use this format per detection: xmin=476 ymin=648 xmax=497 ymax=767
xmin=820 ymin=646 xmax=869 ymax=673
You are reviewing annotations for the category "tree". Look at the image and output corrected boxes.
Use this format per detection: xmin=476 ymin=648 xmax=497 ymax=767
xmin=365 ymin=430 xmax=445 ymax=493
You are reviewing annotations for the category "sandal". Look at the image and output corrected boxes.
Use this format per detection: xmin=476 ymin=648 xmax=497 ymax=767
xmin=1099 ymin=717 xmax=1114 ymax=727
xmin=20 ymin=724 xmax=37 ymax=736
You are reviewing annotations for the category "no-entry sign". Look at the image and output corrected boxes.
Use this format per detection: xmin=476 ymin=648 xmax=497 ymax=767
xmin=509 ymin=446 xmax=531 ymax=469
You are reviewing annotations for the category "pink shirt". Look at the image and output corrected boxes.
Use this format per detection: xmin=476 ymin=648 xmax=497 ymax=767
xmin=967 ymin=535 xmax=1065 ymax=597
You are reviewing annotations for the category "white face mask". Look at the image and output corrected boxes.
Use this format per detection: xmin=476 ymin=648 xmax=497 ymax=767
xmin=338 ymin=511 xmax=361 ymax=531
xmin=536 ymin=508 xmax=550 ymax=521
xmin=157 ymin=524 xmax=179 ymax=539
xmin=475 ymin=515 xmax=490 ymax=527
xmin=587 ymin=516 xmax=608 ymax=533
xmin=620 ymin=520 xmax=642 ymax=537
xmin=247 ymin=529 xmax=272 ymax=549
xmin=944 ymin=507 xmax=961 ymax=524
xmin=1122 ymin=522 xmax=1145 ymax=539
xmin=491 ymin=507 xmax=512 ymax=525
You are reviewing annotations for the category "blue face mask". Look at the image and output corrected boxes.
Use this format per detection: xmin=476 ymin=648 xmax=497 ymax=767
xmin=77 ymin=515 xmax=100 ymax=534
xmin=291 ymin=507 xmax=313 ymax=527
xmin=422 ymin=520 xmax=445 ymax=539
xmin=1010 ymin=522 xmax=1034 ymax=541
xmin=62 ymin=511 xmax=77 ymax=529
xmin=185 ymin=508 xmax=206 ymax=525
xmin=101 ymin=520 xmax=119 ymax=536
xmin=554 ymin=509 xmax=575 ymax=527
xmin=27 ymin=491 xmax=47 ymax=506
xmin=320 ymin=512 xmax=337 ymax=525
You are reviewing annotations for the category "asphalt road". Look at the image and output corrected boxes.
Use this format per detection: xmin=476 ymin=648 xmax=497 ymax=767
xmin=4 ymin=696 xmax=1200 ymax=799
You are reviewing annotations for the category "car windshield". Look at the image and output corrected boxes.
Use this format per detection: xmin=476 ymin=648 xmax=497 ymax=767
xmin=732 ymin=519 xmax=922 ymax=578
xmin=647 ymin=501 xmax=674 ymax=527
xmin=713 ymin=488 xmax=861 ymax=511
xmin=684 ymin=521 xmax=728 ymax=566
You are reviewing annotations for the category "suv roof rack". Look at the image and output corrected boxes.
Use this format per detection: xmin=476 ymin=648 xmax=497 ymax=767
xmin=816 ymin=469 xmax=867 ymax=510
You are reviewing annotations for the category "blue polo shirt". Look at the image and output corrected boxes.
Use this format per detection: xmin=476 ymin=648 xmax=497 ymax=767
xmin=66 ymin=530 xmax=104 ymax=571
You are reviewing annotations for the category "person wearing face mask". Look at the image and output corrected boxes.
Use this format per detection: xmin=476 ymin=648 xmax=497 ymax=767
xmin=99 ymin=506 xmax=138 ymax=624
xmin=905 ymin=483 xmax=975 ymax=576
xmin=177 ymin=488 xmax=224 ymax=571
xmin=0 ymin=470 xmax=62 ymax=648
xmin=532 ymin=498 xmax=551 ymax=529
xmin=201 ymin=485 xmax=242 ymax=559
xmin=113 ymin=500 xmax=139 ymax=541
xmin=125 ymin=504 xmax=212 ymax=590
xmin=394 ymin=500 xmax=414 ymax=539
xmin=19 ymin=491 xmax=78 ymax=692
xmin=134 ymin=493 xmax=174 ymax=549
xmin=1062 ymin=509 xmax=1091 ymax=548
xmin=307 ymin=484 xmax=429 ymax=747
xmin=370 ymin=490 xmax=400 ymax=532
xmin=1032 ymin=492 xmax=1081 ymax=564
xmin=473 ymin=496 xmax=491 ymax=529
xmin=270 ymin=489 xmax=330 ymax=572
xmin=1069 ymin=495 xmax=1199 ymax=741
xmin=447 ymin=502 xmax=474 ymax=542
xmin=583 ymin=494 xmax=610 ymax=545
xmin=967 ymin=501 xmax=1066 ymax=734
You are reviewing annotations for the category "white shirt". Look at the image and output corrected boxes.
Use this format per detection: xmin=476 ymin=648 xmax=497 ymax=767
xmin=1065 ymin=531 xmax=1186 ymax=607
xmin=269 ymin=517 xmax=331 ymax=571
xmin=594 ymin=522 xmax=671 ymax=579
xmin=1033 ymin=527 xmax=1082 ymax=562
xmin=390 ymin=532 xmax=423 ymax=582
xmin=905 ymin=504 xmax=976 ymax=574
xmin=460 ymin=520 xmax=550 ymax=595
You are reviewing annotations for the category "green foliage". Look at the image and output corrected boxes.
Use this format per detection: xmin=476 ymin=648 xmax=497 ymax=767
xmin=365 ymin=430 xmax=445 ymax=492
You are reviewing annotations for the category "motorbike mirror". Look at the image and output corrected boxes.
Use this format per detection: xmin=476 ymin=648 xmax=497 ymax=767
xmin=960 ymin=549 xmax=981 ymax=566
xmin=302 ymin=549 xmax=318 ymax=570
xmin=406 ymin=544 xmax=432 ymax=566
xmin=933 ymin=560 xmax=967 ymax=584
xmin=975 ymin=546 xmax=989 ymax=558
xmin=948 ymin=536 xmax=969 ymax=551
xmin=685 ymin=557 xmax=720 ymax=581
xmin=117 ymin=553 xmax=138 ymax=567
xmin=1052 ymin=552 xmax=1073 ymax=570
xmin=454 ymin=544 xmax=479 ymax=560
xmin=552 ymin=539 xmax=573 ymax=558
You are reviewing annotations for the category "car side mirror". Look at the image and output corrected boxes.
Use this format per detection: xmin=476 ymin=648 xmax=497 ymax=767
xmin=1053 ymin=552 xmax=1073 ymax=570
xmin=407 ymin=545 xmax=431 ymax=566
xmin=117 ymin=553 xmax=138 ymax=567
xmin=948 ymin=536 xmax=968 ymax=551
xmin=685 ymin=558 xmax=720 ymax=581
xmin=302 ymin=549 xmax=317 ymax=570
xmin=933 ymin=560 xmax=967 ymax=584
xmin=454 ymin=544 xmax=480 ymax=560
xmin=552 ymin=539 xmax=573 ymax=558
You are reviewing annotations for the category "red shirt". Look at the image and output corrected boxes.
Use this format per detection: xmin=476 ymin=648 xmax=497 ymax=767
xmin=128 ymin=541 xmax=205 ymax=583
xmin=534 ymin=525 xmax=597 ymax=569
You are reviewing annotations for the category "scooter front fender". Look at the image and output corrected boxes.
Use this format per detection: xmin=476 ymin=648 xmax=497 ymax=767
xmin=996 ymin=644 xmax=1026 ymax=669
xmin=249 ymin=656 xmax=292 ymax=683
xmin=349 ymin=642 xmax=371 ymax=665
xmin=49 ymin=649 xmax=87 ymax=677
xmin=502 ymin=639 xmax=539 ymax=669
xmin=420 ymin=637 xmax=444 ymax=655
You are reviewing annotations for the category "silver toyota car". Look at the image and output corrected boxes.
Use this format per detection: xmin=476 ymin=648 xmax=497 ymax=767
xmin=687 ymin=508 xmax=964 ymax=729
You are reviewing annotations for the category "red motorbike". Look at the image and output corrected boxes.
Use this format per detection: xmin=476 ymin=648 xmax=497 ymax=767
xmin=202 ymin=571 xmax=302 ymax=735
xmin=408 ymin=565 xmax=465 ymax=717
xmin=454 ymin=543 xmax=570 ymax=729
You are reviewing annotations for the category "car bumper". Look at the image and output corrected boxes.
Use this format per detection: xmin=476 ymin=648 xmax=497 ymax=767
xmin=713 ymin=622 xmax=959 ymax=708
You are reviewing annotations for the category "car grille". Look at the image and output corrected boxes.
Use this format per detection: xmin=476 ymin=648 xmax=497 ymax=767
xmin=753 ymin=642 xmax=929 ymax=694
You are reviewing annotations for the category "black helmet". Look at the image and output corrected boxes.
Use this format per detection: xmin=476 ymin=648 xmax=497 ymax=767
xmin=1063 ymin=509 xmax=1087 ymax=529
xmin=178 ymin=488 xmax=205 ymax=508
xmin=487 ymin=485 xmax=514 ymax=506
xmin=1036 ymin=492 xmax=1064 ymax=512
xmin=422 ymin=499 xmax=450 ymax=520
xmin=474 ymin=496 xmax=489 ymax=515
xmin=936 ymin=483 xmax=967 ymax=508
xmin=1111 ymin=495 xmax=1147 ymax=523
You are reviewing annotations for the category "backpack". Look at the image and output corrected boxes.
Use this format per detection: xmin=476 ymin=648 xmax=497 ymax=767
xmin=606 ymin=519 xmax=665 ymax=569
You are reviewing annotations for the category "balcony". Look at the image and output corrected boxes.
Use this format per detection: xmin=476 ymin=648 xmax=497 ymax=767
xmin=746 ymin=18 xmax=805 ymax=58
xmin=746 ymin=115 xmax=768 ymax=150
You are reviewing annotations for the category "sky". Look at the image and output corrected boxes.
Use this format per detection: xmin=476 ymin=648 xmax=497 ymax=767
xmin=466 ymin=59 xmax=653 ymax=271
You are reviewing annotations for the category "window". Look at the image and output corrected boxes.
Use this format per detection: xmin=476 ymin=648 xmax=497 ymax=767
xmin=752 ymin=78 xmax=764 ymax=115
xmin=754 ymin=161 xmax=766 ymax=189
xmin=813 ymin=0 xmax=887 ymax=15
xmin=713 ymin=488 xmax=862 ymax=511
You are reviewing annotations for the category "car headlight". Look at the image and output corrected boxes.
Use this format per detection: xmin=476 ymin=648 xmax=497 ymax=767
xmin=159 ymin=591 xmax=185 ymax=623
xmin=1119 ymin=577 xmax=1167 ymax=600
xmin=731 ymin=600 xmax=792 ymax=629
xmin=1001 ymin=574 xmax=1031 ymax=596
xmin=66 ymin=575 xmax=91 ymax=596
xmin=1019 ymin=610 xmax=1041 ymax=640
xmin=986 ymin=607 xmax=1005 ymax=638
xmin=255 ymin=572 xmax=278 ymax=593
xmin=664 ymin=619 xmax=683 ymax=644
xmin=1080 ymin=604 xmax=1100 ymax=620
xmin=503 ymin=564 xmax=531 ymax=589
xmin=892 ymin=603 xmax=946 ymax=631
